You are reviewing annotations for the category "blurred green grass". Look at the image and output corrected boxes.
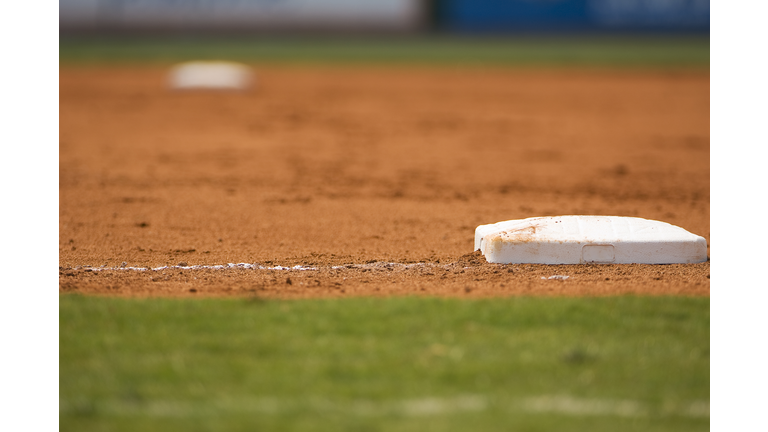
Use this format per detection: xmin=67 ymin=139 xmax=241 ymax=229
xmin=60 ymin=295 xmax=709 ymax=432
xmin=59 ymin=36 xmax=709 ymax=67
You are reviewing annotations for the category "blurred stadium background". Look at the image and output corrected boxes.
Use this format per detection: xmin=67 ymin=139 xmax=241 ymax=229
xmin=60 ymin=0 xmax=708 ymax=35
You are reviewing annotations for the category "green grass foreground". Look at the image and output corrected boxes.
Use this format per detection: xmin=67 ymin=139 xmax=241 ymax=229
xmin=59 ymin=36 xmax=709 ymax=67
xmin=60 ymin=295 xmax=709 ymax=431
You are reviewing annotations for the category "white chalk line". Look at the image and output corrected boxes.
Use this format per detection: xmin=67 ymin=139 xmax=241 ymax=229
xmin=67 ymin=261 xmax=573 ymax=281
xmin=76 ymin=263 xmax=321 ymax=272
xmin=71 ymin=262 xmax=450 ymax=273
xmin=60 ymin=394 xmax=708 ymax=419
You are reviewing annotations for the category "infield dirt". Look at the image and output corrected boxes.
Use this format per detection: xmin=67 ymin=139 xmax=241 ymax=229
xmin=59 ymin=65 xmax=709 ymax=297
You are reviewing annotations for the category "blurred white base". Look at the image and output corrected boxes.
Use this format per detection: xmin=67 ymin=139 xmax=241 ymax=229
xmin=168 ymin=61 xmax=253 ymax=91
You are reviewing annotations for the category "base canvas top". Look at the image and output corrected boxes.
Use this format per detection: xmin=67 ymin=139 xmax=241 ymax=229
xmin=475 ymin=216 xmax=707 ymax=264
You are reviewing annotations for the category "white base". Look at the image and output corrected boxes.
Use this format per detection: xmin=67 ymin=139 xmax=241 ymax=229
xmin=475 ymin=216 xmax=708 ymax=264
xmin=168 ymin=61 xmax=253 ymax=90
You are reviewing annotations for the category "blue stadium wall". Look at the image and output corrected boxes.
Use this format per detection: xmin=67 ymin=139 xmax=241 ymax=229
xmin=435 ymin=0 xmax=710 ymax=33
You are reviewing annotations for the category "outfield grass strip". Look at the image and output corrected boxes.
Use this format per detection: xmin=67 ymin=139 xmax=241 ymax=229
xmin=59 ymin=36 xmax=710 ymax=66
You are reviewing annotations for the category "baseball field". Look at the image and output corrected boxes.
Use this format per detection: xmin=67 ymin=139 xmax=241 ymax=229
xmin=59 ymin=36 xmax=710 ymax=431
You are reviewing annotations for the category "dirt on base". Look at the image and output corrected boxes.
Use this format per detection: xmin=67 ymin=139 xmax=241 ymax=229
xmin=59 ymin=65 xmax=710 ymax=298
